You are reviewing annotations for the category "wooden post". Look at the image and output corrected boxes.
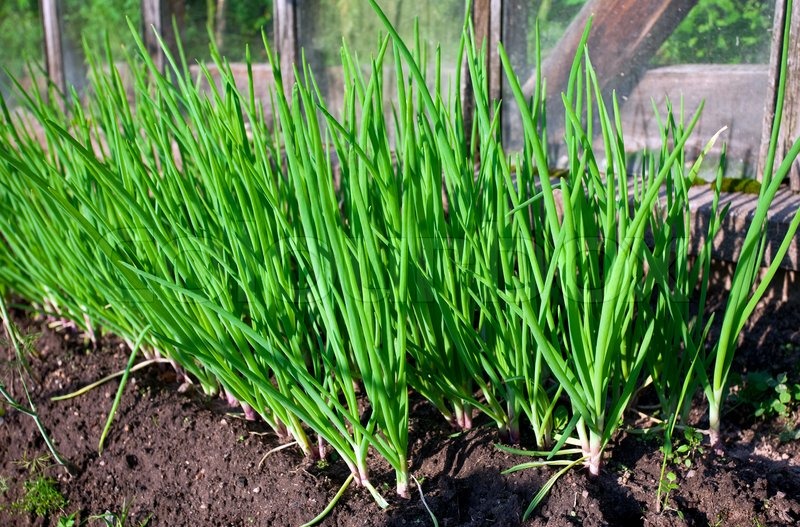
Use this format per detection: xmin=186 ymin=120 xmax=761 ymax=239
xmin=489 ymin=0 xmax=503 ymax=102
xmin=470 ymin=0 xmax=503 ymax=102
xmin=758 ymin=0 xmax=800 ymax=191
xmin=274 ymin=0 xmax=297 ymax=92
xmin=141 ymin=0 xmax=165 ymax=72
xmin=40 ymin=0 xmax=65 ymax=94
xmin=502 ymin=0 xmax=531 ymax=75
xmin=463 ymin=0 xmax=503 ymax=143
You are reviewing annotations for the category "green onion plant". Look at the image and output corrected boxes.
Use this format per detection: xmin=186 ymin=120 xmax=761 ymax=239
xmin=704 ymin=0 xmax=800 ymax=446
xmin=1 ymin=0 xmax=799 ymax=518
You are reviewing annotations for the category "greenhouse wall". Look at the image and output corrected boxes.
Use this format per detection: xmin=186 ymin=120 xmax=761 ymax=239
xmin=1 ymin=0 xmax=797 ymax=187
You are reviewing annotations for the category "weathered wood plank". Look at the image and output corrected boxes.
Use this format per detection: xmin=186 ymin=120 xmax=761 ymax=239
xmin=463 ymin=0 xmax=489 ymax=138
xmin=463 ymin=0 xmax=503 ymax=149
xmin=40 ymin=0 xmax=65 ymax=94
xmin=689 ymin=184 xmax=800 ymax=271
xmin=470 ymin=0 xmax=503 ymax=101
xmin=618 ymin=64 xmax=769 ymax=171
xmin=758 ymin=0 xmax=800 ymax=191
xmin=274 ymin=0 xmax=297 ymax=93
xmin=472 ymin=0 xmax=491 ymax=64
xmin=550 ymin=175 xmax=800 ymax=273
xmin=141 ymin=0 xmax=165 ymax=71
xmin=501 ymin=0 xmax=530 ymax=73
xmin=489 ymin=0 xmax=502 ymax=102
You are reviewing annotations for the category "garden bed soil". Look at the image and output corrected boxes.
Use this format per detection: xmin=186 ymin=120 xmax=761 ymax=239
xmin=1 ymin=286 xmax=800 ymax=526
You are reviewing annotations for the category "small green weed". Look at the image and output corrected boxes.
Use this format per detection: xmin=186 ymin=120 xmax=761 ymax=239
xmin=670 ymin=428 xmax=705 ymax=468
xmin=0 ymin=329 xmax=41 ymax=360
xmin=659 ymin=427 xmax=705 ymax=471
xmin=735 ymin=371 xmax=800 ymax=419
xmin=15 ymin=450 xmax=52 ymax=474
xmin=710 ymin=513 xmax=726 ymax=526
xmin=6 ymin=450 xmax=67 ymax=518
xmin=779 ymin=427 xmax=800 ymax=442
xmin=57 ymin=511 xmax=78 ymax=527
xmin=89 ymin=499 xmax=151 ymax=527
xmin=13 ymin=476 xmax=67 ymax=518
xmin=780 ymin=342 xmax=800 ymax=353
xmin=657 ymin=427 xmax=704 ymax=514
xmin=658 ymin=471 xmax=679 ymax=505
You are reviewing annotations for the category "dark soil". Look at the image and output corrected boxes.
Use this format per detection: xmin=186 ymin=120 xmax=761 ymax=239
xmin=1 ymin=288 xmax=800 ymax=527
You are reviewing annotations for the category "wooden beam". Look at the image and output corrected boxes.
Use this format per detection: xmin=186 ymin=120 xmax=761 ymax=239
xmin=463 ymin=0 xmax=503 ymax=146
xmin=689 ymin=184 xmax=800 ymax=272
xmin=522 ymin=0 xmax=696 ymax=135
xmin=274 ymin=0 xmax=297 ymax=93
xmin=40 ymin=0 xmax=65 ymax=94
xmin=489 ymin=0 xmax=502 ymax=102
xmin=141 ymin=0 xmax=165 ymax=72
xmin=758 ymin=0 xmax=800 ymax=191
xmin=502 ymin=0 xmax=531 ymax=75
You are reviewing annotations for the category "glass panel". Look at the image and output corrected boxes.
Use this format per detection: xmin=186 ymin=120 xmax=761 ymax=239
xmin=0 ymin=0 xmax=45 ymax=106
xmin=625 ymin=0 xmax=777 ymax=178
xmin=502 ymin=0 xmax=777 ymax=177
xmin=502 ymin=0 xmax=586 ymax=78
xmin=167 ymin=1 xmax=274 ymax=114
xmin=502 ymin=0 xmax=588 ymax=152
xmin=297 ymin=0 xmax=465 ymax=119
xmin=59 ymin=0 xmax=141 ymax=95
xmin=168 ymin=0 xmax=274 ymax=64
xmin=655 ymin=1 xmax=775 ymax=66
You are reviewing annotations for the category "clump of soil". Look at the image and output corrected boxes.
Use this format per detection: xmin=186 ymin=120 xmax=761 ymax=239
xmin=1 ymin=293 xmax=800 ymax=526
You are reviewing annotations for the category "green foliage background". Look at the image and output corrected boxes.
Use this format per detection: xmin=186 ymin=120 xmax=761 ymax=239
xmin=59 ymin=0 xmax=273 ymax=62
xmin=176 ymin=0 xmax=273 ymax=62
xmin=61 ymin=0 xmax=141 ymax=53
xmin=655 ymin=0 xmax=775 ymax=65
xmin=0 ymin=0 xmax=44 ymax=96
xmin=299 ymin=0 xmax=464 ymax=68
xmin=524 ymin=0 xmax=587 ymax=58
